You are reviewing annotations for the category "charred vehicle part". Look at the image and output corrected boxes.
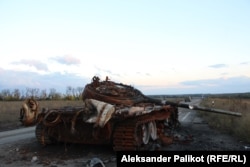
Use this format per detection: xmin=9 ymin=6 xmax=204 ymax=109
xmin=19 ymin=76 xmax=241 ymax=151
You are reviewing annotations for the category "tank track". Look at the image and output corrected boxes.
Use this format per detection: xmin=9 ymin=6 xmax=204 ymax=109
xmin=112 ymin=117 xmax=166 ymax=151
xmin=35 ymin=123 xmax=53 ymax=146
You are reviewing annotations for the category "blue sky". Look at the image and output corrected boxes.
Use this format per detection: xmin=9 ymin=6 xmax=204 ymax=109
xmin=0 ymin=0 xmax=250 ymax=95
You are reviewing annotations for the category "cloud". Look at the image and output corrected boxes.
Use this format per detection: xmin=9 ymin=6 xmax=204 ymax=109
xmin=1 ymin=68 xmax=249 ymax=95
xmin=220 ymin=72 xmax=228 ymax=76
xmin=12 ymin=59 xmax=48 ymax=71
xmin=52 ymin=55 xmax=81 ymax=65
xmin=136 ymin=76 xmax=250 ymax=95
xmin=240 ymin=61 xmax=249 ymax=65
xmin=208 ymin=64 xmax=227 ymax=68
xmin=0 ymin=69 xmax=89 ymax=93
xmin=179 ymin=76 xmax=250 ymax=94
xmin=180 ymin=77 xmax=234 ymax=87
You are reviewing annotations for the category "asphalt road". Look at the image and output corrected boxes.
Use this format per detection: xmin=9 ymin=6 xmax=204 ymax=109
xmin=0 ymin=126 xmax=35 ymax=145
xmin=178 ymin=98 xmax=201 ymax=123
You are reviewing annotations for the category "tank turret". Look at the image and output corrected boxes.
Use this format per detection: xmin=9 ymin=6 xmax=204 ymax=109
xmin=19 ymin=76 xmax=241 ymax=151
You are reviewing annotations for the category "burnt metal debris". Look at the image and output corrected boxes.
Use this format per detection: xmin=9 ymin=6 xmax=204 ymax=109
xmin=19 ymin=76 xmax=241 ymax=151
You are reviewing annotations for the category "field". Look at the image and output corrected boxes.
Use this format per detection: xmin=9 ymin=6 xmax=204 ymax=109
xmin=0 ymin=97 xmax=250 ymax=143
xmin=0 ymin=100 xmax=83 ymax=131
xmin=199 ymin=97 xmax=250 ymax=142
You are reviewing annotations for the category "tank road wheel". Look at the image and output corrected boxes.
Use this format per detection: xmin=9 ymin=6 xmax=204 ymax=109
xmin=35 ymin=123 xmax=54 ymax=146
xmin=140 ymin=123 xmax=150 ymax=145
xmin=148 ymin=121 xmax=158 ymax=140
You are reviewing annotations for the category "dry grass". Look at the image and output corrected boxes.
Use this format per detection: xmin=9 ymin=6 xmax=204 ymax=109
xmin=1 ymin=98 xmax=250 ymax=143
xmin=0 ymin=100 xmax=83 ymax=130
xmin=199 ymin=97 xmax=250 ymax=142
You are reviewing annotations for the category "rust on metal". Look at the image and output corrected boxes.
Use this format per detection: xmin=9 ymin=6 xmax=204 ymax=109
xmin=19 ymin=76 xmax=241 ymax=151
xmin=19 ymin=98 xmax=39 ymax=126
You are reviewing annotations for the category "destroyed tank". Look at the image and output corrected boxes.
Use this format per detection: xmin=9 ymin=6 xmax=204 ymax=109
xmin=19 ymin=76 xmax=241 ymax=151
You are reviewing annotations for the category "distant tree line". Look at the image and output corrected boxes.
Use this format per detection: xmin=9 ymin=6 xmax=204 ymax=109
xmin=0 ymin=86 xmax=84 ymax=101
xmin=202 ymin=93 xmax=250 ymax=99
xmin=148 ymin=93 xmax=250 ymax=99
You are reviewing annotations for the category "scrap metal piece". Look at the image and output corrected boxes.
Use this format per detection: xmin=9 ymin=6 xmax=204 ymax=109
xmin=86 ymin=157 xmax=105 ymax=167
xmin=85 ymin=99 xmax=115 ymax=127
xmin=19 ymin=76 xmax=242 ymax=151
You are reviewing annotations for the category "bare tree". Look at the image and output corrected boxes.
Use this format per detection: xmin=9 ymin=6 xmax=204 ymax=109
xmin=12 ymin=89 xmax=21 ymax=100
xmin=40 ymin=89 xmax=47 ymax=100
xmin=25 ymin=88 xmax=33 ymax=98
xmin=66 ymin=86 xmax=73 ymax=100
xmin=1 ymin=89 xmax=11 ymax=100
xmin=66 ymin=86 xmax=72 ymax=95
xmin=31 ymin=88 xmax=39 ymax=98
xmin=53 ymin=92 xmax=62 ymax=100
xmin=72 ymin=88 xmax=76 ymax=99
xmin=76 ymin=87 xmax=84 ymax=100
xmin=20 ymin=90 xmax=26 ymax=100
xmin=49 ymin=88 xmax=56 ymax=99
xmin=25 ymin=88 xmax=40 ymax=98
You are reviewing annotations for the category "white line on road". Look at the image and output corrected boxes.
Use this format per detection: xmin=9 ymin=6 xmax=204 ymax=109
xmin=181 ymin=111 xmax=191 ymax=122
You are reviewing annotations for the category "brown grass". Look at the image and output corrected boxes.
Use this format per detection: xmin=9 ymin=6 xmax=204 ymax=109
xmin=0 ymin=100 xmax=83 ymax=131
xmin=1 ymin=98 xmax=250 ymax=143
xmin=199 ymin=97 xmax=250 ymax=142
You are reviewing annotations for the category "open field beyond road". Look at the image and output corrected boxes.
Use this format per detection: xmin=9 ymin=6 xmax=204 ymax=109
xmin=0 ymin=97 xmax=249 ymax=142
xmin=199 ymin=97 xmax=250 ymax=142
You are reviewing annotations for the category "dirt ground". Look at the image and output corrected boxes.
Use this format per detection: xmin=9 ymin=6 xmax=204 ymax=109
xmin=0 ymin=140 xmax=116 ymax=167
xmin=0 ymin=119 xmax=249 ymax=167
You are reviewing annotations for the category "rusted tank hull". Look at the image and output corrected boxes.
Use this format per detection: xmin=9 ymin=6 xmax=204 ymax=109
xmin=19 ymin=76 xmax=241 ymax=151
xmin=36 ymin=121 xmax=112 ymax=145
xmin=35 ymin=104 xmax=177 ymax=151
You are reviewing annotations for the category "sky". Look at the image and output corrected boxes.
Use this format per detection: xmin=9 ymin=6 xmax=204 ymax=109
xmin=0 ymin=0 xmax=250 ymax=95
